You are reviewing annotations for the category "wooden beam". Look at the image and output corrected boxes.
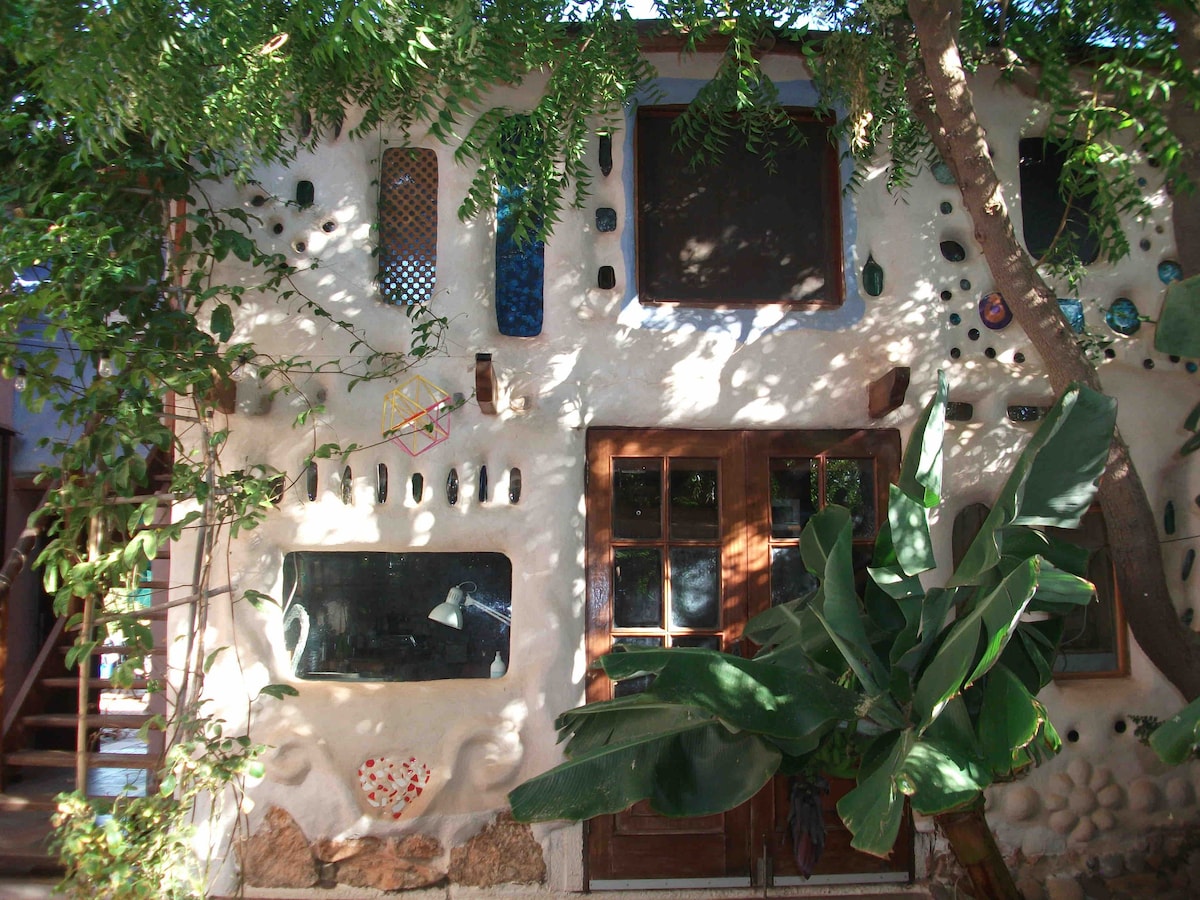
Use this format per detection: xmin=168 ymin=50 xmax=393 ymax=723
xmin=475 ymin=353 xmax=497 ymax=415
xmin=868 ymin=366 xmax=911 ymax=419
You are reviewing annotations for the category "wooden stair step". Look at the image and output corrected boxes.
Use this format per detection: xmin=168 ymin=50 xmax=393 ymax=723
xmin=0 ymin=792 xmax=60 ymax=812
xmin=4 ymin=750 xmax=158 ymax=770
xmin=57 ymin=644 xmax=166 ymax=656
xmin=21 ymin=713 xmax=156 ymax=730
xmin=41 ymin=677 xmax=150 ymax=690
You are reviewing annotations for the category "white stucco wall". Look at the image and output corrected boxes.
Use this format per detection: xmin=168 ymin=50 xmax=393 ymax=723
xmin=180 ymin=51 xmax=1200 ymax=894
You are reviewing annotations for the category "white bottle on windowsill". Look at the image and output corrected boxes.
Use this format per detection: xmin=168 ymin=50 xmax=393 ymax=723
xmin=490 ymin=651 xmax=507 ymax=679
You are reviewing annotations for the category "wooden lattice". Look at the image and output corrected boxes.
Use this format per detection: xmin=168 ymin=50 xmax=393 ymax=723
xmin=379 ymin=148 xmax=438 ymax=305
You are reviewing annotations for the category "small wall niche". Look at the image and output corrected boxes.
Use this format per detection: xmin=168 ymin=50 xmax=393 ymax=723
xmin=282 ymin=551 xmax=511 ymax=682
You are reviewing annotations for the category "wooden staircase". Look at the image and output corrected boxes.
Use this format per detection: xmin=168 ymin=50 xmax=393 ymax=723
xmin=0 ymin=570 xmax=170 ymax=875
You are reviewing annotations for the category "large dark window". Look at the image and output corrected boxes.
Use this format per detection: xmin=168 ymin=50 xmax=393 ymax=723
xmin=1018 ymin=137 xmax=1102 ymax=264
xmin=281 ymin=551 xmax=510 ymax=682
xmin=636 ymin=108 xmax=844 ymax=307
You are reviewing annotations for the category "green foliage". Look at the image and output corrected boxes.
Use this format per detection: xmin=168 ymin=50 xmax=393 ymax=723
xmin=50 ymin=714 xmax=267 ymax=900
xmin=509 ymin=374 xmax=1116 ymax=860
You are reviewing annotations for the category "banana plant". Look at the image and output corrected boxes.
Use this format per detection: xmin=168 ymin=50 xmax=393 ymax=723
xmin=509 ymin=374 xmax=1116 ymax=899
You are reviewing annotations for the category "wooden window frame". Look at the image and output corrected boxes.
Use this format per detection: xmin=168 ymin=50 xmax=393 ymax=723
xmin=635 ymin=106 xmax=845 ymax=309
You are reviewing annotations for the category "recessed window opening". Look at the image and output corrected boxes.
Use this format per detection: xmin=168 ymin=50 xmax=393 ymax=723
xmin=636 ymin=107 xmax=844 ymax=307
xmin=281 ymin=551 xmax=511 ymax=681
xmin=1018 ymin=137 xmax=1102 ymax=265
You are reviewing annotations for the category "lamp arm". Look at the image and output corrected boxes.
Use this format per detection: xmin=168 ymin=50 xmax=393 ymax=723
xmin=464 ymin=596 xmax=512 ymax=627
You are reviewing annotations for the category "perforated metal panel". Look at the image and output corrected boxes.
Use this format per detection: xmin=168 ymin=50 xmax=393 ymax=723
xmin=379 ymin=148 xmax=438 ymax=305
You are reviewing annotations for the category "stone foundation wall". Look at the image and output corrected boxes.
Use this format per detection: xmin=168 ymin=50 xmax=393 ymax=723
xmin=238 ymin=807 xmax=545 ymax=893
xmin=927 ymin=824 xmax=1200 ymax=900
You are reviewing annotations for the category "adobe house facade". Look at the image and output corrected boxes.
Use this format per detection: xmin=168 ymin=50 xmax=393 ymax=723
xmin=186 ymin=43 xmax=1200 ymax=896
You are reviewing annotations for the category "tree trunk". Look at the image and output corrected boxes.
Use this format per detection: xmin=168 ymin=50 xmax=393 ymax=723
xmin=1163 ymin=3 xmax=1200 ymax=279
xmin=936 ymin=801 xmax=1024 ymax=900
xmin=908 ymin=0 xmax=1200 ymax=702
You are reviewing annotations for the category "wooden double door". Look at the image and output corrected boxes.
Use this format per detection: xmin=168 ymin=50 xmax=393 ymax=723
xmin=584 ymin=428 xmax=913 ymax=887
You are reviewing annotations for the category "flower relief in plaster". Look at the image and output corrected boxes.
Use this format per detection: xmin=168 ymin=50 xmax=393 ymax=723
xmin=358 ymin=756 xmax=432 ymax=820
xmin=1003 ymin=758 xmax=1125 ymax=844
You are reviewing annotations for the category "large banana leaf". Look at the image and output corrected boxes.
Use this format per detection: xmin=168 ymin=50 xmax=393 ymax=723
xmin=836 ymin=729 xmax=915 ymax=856
xmin=950 ymin=385 xmax=1115 ymax=588
xmin=510 ymin=716 xmax=781 ymax=821
xmin=803 ymin=506 xmax=889 ymax=695
xmin=587 ymin=647 xmax=858 ymax=744
xmin=911 ymin=560 xmax=1038 ymax=729
xmin=1149 ymin=695 xmax=1200 ymax=765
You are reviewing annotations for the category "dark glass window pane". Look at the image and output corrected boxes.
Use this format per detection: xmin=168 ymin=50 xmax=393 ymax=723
xmin=1018 ymin=137 xmax=1101 ymax=264
xmin=612 ymin=636 xmax=663 ymax=696
xmin=771 ymin=458 xmax=817 ymax=538
xmin=770 ymin=546 xmax=818 ymax=606
xmin=281 ymin=551 xmax=510 ymax=681
xmin=670 ymin=460 xmax=719 ymax=540
xmin=827 ymin=459 xmax=876 ymax=537
xmin=673 ymin=635 xmax=722 ymax=650
xmin=1049 ymin=510 xmax=1120 ymax=673
xmin=614 ymin=548 xmax=663 ymax=627
xmin=669 ymin=547 xmax=720 ymax=629
xmin=637 ymin=109 xmax=843 ymax=306
xmin=613 ymin=458 xmax=662 ymax=539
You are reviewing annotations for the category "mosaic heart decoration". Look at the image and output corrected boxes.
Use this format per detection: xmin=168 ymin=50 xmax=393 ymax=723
xmin=357 ymin=756 xmax=431 ymax=819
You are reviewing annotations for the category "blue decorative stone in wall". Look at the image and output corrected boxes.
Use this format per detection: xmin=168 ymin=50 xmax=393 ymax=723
xmin=979 ymin=292 xmax=1013 ymax=330
xmin=495 ymin=184 xmax=545 ymax=337
xmin=1058 ymin=298 xmax=1085 ymax=334
xmin=1106 ymin=297 xmax=1141 ymax=336
xmin=931 ymin=159 xmax=955 ymax=185
xmin=596 ymin=208 xmax=617 ymax=232
xmin=1159 ymin=260 xmax=1184 ymax=284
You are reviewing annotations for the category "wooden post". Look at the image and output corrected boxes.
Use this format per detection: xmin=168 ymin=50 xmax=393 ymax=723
xmin=75 ymin=514 xmax=102 ymax=793
xmin=868 ymin=367 xmax=911 ymax=419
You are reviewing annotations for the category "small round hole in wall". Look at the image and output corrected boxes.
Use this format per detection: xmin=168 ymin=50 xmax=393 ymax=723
xmin=1066 ymin=729 xmax=1080 ymax=743
xmin=1104 ymin=348 xmax=1117 ymax=359
xmin=1156 ymin=224 xmax=1165 ymax=234
xmin=1014 ymin=352 xmax=1026 ymax=364
xmin=251 ymin=194 xmax=268 ymax=207
xmin=950 ymin=347 xmax=961 ymax=359
xmin=1140 ymin=238 xmax=1152 ymax=252
xmin=1144 ymin=358 xmax=1155 ymax=369
xmin=985 ymin=347 xmax=997 ymax=359
xmin=272 ymin=222 xmax=284 ymax=235
xmin=1114 ymin=719 xmax=1127 ymax=734
xmin=960 ymin=279 xmax=971 ymax=291
xmin=1171 ymin=355 xmax=1182 ymax=363
xmin=322 ymin=220 xmax=337 ymax=233
xmin=941 ymin=290 xmax=953 ymax=302
xmin=293 ymin=240 xmax=307 ymax=253
xmin=968 ymin=328 xmax=980 ymax=341
xmin=939 ymin=201 xmax=953 ymax=215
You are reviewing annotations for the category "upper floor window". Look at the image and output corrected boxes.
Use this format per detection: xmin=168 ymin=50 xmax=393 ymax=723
xmin=1018 ymin=137 xmax=1102 ymax=265
xmin=378 ymin=147 xmax=438 ymax=305
xmin=635 ymin=107 xmax=844 ymax=308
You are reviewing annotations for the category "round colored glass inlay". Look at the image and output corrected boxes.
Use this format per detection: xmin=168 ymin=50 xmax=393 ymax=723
xmin=1106 ymin=298 xmax=1141 ymax=336
xmin=978 ymin=292 xmax=1013 ymax=330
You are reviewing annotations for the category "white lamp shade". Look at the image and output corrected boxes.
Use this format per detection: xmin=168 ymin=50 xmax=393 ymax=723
xmin=428 ymin=586 xmax=466 ymax=629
